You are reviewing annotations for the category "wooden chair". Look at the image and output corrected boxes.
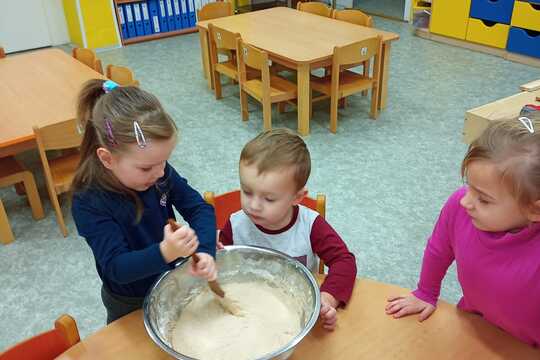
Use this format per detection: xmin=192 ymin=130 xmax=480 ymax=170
xmin=0 ymin=157 xmax=45 ymax=244
xmin=237 ymin=39 xmax=297 ymax=130
xmin=197 ymin=1 xmax=233 ymax=20
xmin=204 ymin=190 xmax=326 ymax=274
xmin=33 ymin=119 xmax=82 ymax=237
xmin=208 ymin=24 xmax=243 ymax=99
xmin=106 ymin=64 xmax=140 ymax=86
xmin=0 ymin=47 xmax=5 ymax=58
xmin=0 ymin=199 xmax=14 ymax=244
xmin=333 ymin=9 xmax=373 ymax=97
xmin=72 ymin=47 xmax=103 ymax=74
xmin=296 ymin=1 xmax=332 ymax=17
xmin=0 ymin=314 xmax=80 ymax=360
xmin=310 ymin=35 xmax=383 ymax=133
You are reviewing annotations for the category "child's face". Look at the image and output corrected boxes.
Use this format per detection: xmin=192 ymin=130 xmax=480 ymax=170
xmin=239 ymin=162 xmax=306 ymax=230
xmin=98 ymin=137 xmax=176 ymax=192
xmin=460 ymin=160 xmax=531 ymax=232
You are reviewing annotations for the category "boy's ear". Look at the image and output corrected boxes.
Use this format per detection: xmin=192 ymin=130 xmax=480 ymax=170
xmin=96 ymin=147 xmax=114 ymax=170
xmin=293 ymin=187 xmax=308 ymax=205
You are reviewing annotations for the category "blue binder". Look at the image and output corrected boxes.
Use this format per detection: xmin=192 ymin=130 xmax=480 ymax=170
xmin=180 ymin=0 xmax=190 ymax=29
xmin=173 ymin=0 xmax=184 ymax=30
xmin=140 ymin=2 xmax=153 ymax=35
xmin=158 ymin=0 xmax=169 ymax=32
xmin=117 ymin=5 xmax=129 ymax=39
xmin=148 ymin=0 xmax=161 ymax=33
xmin=187 ymin=0 xmax=196 ymax=27
xmin=133 ymin=3 xmax=145 ymax=36
xmin=124 ymin=4 xmax=137 ymax=38
xmin=165 ymin=0 xmax=177 ymax=30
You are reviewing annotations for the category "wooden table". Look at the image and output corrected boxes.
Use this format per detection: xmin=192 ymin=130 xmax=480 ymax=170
xmin=197 ymin=8 xmax=399 ymax=136
xmin=464 ymin=89 xmax=540 ymax=144
xmin=0 ymin=48 xmax=105 ymax=158
xmin=57 ymin=277 xmax=538 ymax=359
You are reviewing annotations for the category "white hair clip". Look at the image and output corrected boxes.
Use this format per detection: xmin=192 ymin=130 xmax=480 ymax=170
xmin=518 ymin=116 xmax=534 ymax=134
xmin=133 ymin=121 xmax=147 ymax=148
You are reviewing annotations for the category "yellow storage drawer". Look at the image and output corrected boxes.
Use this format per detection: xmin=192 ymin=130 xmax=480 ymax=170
xmin=430 ymin=0 xmax=472 ymax=39
xmin=466 ymin=18 xmax=510 ymax=48
xmin=511 ymin=1 xmax=540 ymax=32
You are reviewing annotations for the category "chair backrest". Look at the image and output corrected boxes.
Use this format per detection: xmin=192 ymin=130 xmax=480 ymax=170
xmin=205 ymin=190 xmax=326 ymax=273
xmin=72 ymin=47 xmax=103 ymax=74
xmin=208 ymin=23 xmax=240 ymax=52
xmin=106 ymin=64 xmax=139 ymax=86
xmin=197 ymin=1 xmax=233 ymax=21
xmin=296 ymin=1 xmax=332 ymax=17
xmin=333 ymin=35 xmax=382 ymax=69
xmin=236 ymin=39 xmax=271 ymax=99
xmin=0 ymin=47 xmax=5 ymax=58
xmin=0 ymin=314 xmax=80 ymax=360
xmin=333 ymin=9 xmax=373 ymax=27
xmin=33 ymin=118 xmax=82 ymax=152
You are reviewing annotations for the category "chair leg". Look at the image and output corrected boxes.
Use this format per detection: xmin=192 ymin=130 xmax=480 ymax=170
xmin=370 ymin=84 xmax=379 ymax=119
xmin=262 ymin=100 xmax=272 ymax=130
xmin=362 ymin=60 xmax=369 ymax=97
xmin=214 ymin=71 xmax=222 ymax=100
xmin=278 ymin=102 xmax=286 ymax=113
xmin=0 ymin=200 xmax=14 ymax=244
xmin=22 ymin=171 xmax=45 ymax=220
xmin=240 ymin=90 xmax=249 ymax=121
xmin=330 ymin=95 xmax=339 ymax=133
xmin=46 ymin=182 xmax=68 ymax=237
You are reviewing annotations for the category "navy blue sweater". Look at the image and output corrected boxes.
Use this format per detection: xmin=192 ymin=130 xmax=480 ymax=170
xmin=71 ymin=163 xmax=216 ymax=298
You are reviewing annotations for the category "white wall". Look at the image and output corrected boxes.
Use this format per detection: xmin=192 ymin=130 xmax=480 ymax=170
xmin=0 ymin=0 xmax=69 ymax=53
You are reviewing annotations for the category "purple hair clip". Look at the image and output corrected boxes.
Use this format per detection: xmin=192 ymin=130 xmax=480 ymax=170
xmin=104 ymin=118 xmax=117 ymax=146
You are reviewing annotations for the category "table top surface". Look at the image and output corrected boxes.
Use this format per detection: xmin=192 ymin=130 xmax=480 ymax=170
xmin=197 ymin=7 xmax=399 ymax=64
xmin=0 ymin=48 xmax=105 ymax=149
xmin=466 ymin=89 xmax=540 ymax=121
xmin=57 ymin=277 xmax=538 ymax=360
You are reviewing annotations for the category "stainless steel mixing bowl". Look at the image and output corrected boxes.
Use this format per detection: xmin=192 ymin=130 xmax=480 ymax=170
xmin=143 ymin=245 xmax=321 ymax=360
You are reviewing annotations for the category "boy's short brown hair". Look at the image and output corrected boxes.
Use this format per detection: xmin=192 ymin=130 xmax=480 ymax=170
xmin=240 ymin=128 xmax=311 ymax=190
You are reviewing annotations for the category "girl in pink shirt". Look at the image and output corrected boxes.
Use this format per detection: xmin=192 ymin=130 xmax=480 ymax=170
xmin=385 ymin=115 xmax=540 ymax=347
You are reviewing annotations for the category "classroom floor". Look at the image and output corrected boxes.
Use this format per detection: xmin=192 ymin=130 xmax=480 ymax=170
xmin=1 ymin=16 xmax=539 ymax=350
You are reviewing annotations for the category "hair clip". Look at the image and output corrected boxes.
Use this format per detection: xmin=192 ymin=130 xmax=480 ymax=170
xmin=133 ymin=121 xmax=147 ymax=148
xmin=104 ymin=118 xmax=117 ymax=146
xmin=103 ymin=80 xmax=119 ymax=94
xmin=518 ymin=116 xmax=534 ymax=134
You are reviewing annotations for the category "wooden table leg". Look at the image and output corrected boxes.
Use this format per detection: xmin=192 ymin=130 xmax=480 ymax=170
xmin=0 ymin=199 xmax=14 ymax=244
xmin=199 ymin=29 xmax=214 ymax=90
xmin=378 ymin=42 xmax=392 ymax=110
xmin=297 ymin=63 xmax=310 ymax=136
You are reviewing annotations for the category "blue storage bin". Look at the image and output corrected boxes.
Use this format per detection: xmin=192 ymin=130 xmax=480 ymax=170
xmin=470 ymin=0 xmax=515 ymax=24
xmin=507 ymin=27 xmax=540 ymax=58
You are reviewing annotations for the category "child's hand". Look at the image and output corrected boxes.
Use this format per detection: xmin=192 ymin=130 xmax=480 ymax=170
xmin=190 ymin=252 xmax=218 ymax=281
xmin=160 ymin=223 xmax=199 ymax=263
xmin=320 ymin=291 xmax=339 ymax=331
xmin=385 ymin=294 xmax=436 ymax=321
xmin=216 ymin=230 xmax=225 ymax=250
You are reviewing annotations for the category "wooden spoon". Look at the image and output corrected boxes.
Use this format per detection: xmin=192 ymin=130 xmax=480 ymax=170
xmin=167 ymin=219 xmax=243 ymax=316
xmin=168 ymin=219 xmax=225 ymax=298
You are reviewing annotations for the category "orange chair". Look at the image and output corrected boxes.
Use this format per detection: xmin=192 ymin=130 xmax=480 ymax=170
xmin=311 ymin=35 xmax=383 ymax=133
xmin=197 ymin=1 xmax=233 ymax=20
xmin=237 ymin=39 xmax=297 ymax=130
xmin=0 ymin=314 xmax=80 ymax=360
xmin=72 ymin=47 xmax=103 ymax=74
xmin=296 ymin=1 xmax=332 ymax=17
xmin=204 ymin=190 xmax=326 ymax=274
xmin=106 ymin=64 xmax=140 ymax=86
xmin=208 ymin=24 xmax=242 ymax=99
xmin=34 ymin=118 xmax=82 ymax=237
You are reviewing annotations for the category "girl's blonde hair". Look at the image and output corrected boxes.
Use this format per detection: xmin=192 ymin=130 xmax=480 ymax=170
xmin=71 ymin=79 xmax=177 ymax=220
xmin=462 ymin=113 xmax=540 ymax=210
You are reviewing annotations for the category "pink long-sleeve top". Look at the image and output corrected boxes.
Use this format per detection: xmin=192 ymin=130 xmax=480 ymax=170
xmin=413 ymin=187 xmax=540 ymax=347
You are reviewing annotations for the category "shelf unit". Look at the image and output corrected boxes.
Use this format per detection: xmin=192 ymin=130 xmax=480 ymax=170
xmin=113 ymin=0 xmax=198 ymax=46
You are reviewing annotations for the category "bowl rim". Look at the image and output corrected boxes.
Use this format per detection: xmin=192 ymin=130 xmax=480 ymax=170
xmin=143 ymin=244 xmax=321 ymax=360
